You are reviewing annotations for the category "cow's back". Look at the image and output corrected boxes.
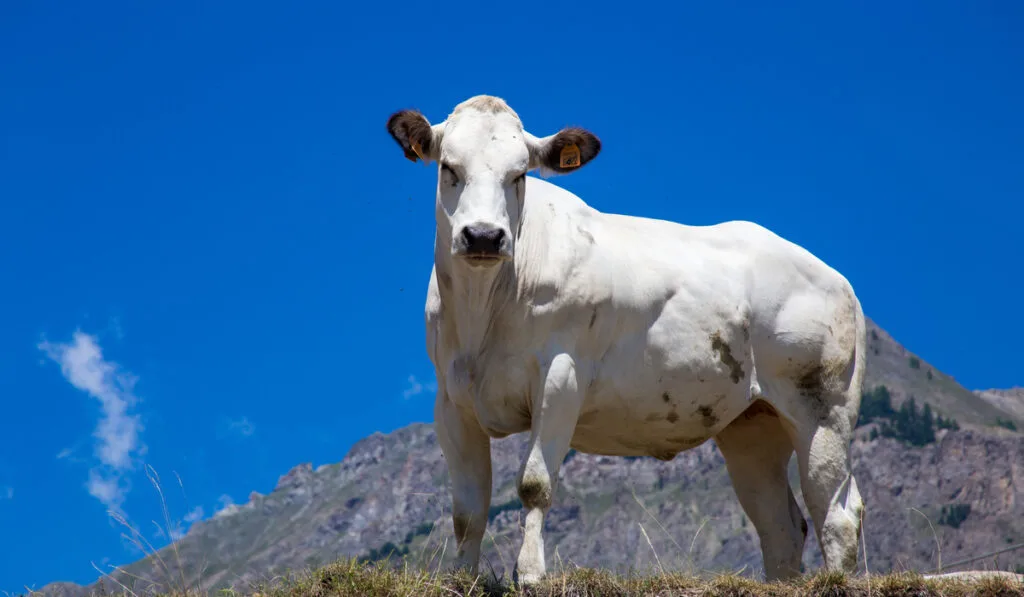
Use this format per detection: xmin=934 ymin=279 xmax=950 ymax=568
xmin=523 ymin=177 xmax=850 ymax=320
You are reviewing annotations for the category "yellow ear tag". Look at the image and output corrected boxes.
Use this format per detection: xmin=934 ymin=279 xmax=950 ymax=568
xmin=559 ymin=143 xmax=581 ymax=168
xmin=410 ymin=140 xmax=426 ymax=162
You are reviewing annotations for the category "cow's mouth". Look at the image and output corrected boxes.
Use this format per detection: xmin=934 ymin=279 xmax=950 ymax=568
xmin=463 ymin=253 xmax=508 ymax=265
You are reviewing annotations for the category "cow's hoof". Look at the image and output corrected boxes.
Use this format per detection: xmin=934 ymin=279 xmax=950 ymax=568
xmin=512 ymin=562 xmax=544 ymax=587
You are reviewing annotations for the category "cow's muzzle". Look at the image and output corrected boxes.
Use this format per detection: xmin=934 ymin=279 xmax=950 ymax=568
xmin=453 ymin=224 xmax=512 ymax=264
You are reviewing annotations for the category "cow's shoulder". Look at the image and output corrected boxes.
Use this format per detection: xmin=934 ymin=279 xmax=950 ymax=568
xmin=515 ymin=178 xmax=602 ymax=308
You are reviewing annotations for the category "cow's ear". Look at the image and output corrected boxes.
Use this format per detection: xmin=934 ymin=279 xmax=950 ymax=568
xmin=527 ymin=127 xmax=601 ymax=175
xmin=386 ymin=109 xmax=441 ymax=164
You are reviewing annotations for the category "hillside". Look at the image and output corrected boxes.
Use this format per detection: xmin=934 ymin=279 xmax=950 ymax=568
xmin=36 ymin=317 xmax=1024 ymax=596
xmin=862 ymin=320 xmax=1017 ymax=428
xmin=974 ymin=388 xmax=1024 ymax=425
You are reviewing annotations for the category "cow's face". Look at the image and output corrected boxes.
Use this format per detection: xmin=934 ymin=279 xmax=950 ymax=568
xmin=387 ymin=95 xmax=600 ymax=268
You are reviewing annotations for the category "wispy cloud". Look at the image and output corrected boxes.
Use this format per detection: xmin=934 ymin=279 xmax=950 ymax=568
xmin=153 ymin=505 xmax=205 ymax=543
xmin=159 ymin=517 xmax=187 ymax=542
xmin=56 ymin=440 xmax=89 ymax=464
xmin=1 ymin=486 xmax=12 ymax=500
xmin=213 ymin=494 xmax=241 ymax=518
xmin=402 ymin=374 xmax=437 ymax=399
xmin=86 ymin=471 xmax=125 ymax=509
xmin=38 ymin=330 xmax=145 ymax=512
xmin=152 ymin=522 xmax=178 ymax=542
xmin=227 ymin=416 xmax=255 ymax=437
xmin=171 ymin=506 xmax=205 ymax=541
xmin=184 ymin=505 xmax=205 ymax=524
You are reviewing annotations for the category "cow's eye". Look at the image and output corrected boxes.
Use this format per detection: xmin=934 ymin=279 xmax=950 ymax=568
xmin=440 ymin=163 xmax=459 ymax=187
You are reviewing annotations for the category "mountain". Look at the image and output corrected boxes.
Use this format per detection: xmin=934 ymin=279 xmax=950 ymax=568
xmin=974 ymin=387 xmax=1024 ymax=425
xmin=861 ymin=320 xmax=1016 ymax=427
xmin=36 ymin=317 xmax=1024 ymax=596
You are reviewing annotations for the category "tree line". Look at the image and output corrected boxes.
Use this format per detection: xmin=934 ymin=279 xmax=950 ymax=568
xmin=856 ymin=385 xmax=959 ymax=446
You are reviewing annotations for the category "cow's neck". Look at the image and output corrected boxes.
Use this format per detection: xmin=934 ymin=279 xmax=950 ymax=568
xmin=435 ymin=254 xmax=518 ymax=354
xmin=434 ymin=222 xmax=520 ymax=355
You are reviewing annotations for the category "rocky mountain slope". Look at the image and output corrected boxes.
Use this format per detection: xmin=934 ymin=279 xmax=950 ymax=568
xmin=862 ymin=321 xmax=1016 ymax=427
xmin=974 ymin=387 xmax=1024 ymax=424
xmin=39 ymin=318 xmax=1024 ymax=595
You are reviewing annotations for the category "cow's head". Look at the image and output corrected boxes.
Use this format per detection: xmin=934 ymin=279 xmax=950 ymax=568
xmin=387 ymin=95 xmax=601 ymax=267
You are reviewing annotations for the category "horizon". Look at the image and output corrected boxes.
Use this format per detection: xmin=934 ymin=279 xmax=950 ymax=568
xmin=2 ymin=1 xmax=1022 ymax=592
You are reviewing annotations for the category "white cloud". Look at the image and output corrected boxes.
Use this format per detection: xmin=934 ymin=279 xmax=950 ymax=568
xmin=56 ymin=441 xmax=88 ymax=464
xmin=403 ymin=375 xmax=438 ymax=399
xmin=38 ymin=330 xmax=145 ymax=512
xmin=213 ymin=494 xmax=241 ymax=519
xmin=1 ymin=486 xmax=12 ymax=500
xmin=152 ymin=505 xmax=203 ymax=543
xmin=184 ymin=505 xmax=204 ymax=524
xmin=86 ymin=470 xmax=128 ymax=508
xmin=403 ymin=375 xmax=423 ymax=398
xmin=168 ymin=526 xmax=185 ymax=542
xmin=165 ymin=506 xmax=205 ymax=542
xmin=227 ymin=416 xmax=255 ymax=437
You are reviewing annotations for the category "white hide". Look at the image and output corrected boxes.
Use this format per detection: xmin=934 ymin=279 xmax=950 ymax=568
xmin=387 ymin=95 xmax=866 ymax=584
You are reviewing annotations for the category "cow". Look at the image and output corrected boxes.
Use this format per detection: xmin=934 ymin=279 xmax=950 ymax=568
xmin=385 ymin=95 xmax=866 ymax=585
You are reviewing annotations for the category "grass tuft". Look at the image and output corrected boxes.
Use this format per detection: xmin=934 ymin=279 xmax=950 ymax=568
xmin=806 ymin=570 xmax=849 ymax=597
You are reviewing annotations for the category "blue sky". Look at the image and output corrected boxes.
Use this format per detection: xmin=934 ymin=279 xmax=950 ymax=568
xmin=1 ymin=0 xmax=1022 ymax=592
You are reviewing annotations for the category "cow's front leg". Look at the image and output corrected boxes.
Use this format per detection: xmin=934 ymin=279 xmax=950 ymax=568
xmin=515 ymin=352 xmax=584 ymax=585
xmin=435 ymin=389 xmax=492 ymax=574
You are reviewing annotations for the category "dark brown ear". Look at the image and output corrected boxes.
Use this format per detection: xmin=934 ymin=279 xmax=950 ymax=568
xmin=530 ymin=127 xmax=601 ymax=174
xmin=386 ymin=109 xmax=437 ymax=163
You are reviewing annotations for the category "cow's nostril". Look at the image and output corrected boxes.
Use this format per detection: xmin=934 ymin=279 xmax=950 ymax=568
xmin=461 ymin=225 xmax=505 ymax=255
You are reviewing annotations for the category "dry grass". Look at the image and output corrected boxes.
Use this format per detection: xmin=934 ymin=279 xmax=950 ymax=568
xmin=184 ymin=558 xmax=1024 ymax=597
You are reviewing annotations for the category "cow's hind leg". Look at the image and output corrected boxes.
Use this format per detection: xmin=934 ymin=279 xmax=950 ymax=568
xmin=758 ymin=288 xmax=867 ymax=575
xmin=435 ymin=390 xmax=492 ymax=575
xmin=716 ymin=400 xmax=807 ymax=580
xmin=788 ymin=394 xmax=864 ymax=575
xmin=514 ymin=353 xmax=584 ymax=586
xmin=766 ymin=354 xmax=865 ymax=575
xmin=787 ymin=309 xmax=867 ymax=575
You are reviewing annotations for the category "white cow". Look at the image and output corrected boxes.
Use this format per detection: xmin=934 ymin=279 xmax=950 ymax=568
xmin=386 ymin=95 xmax=866 ymax=584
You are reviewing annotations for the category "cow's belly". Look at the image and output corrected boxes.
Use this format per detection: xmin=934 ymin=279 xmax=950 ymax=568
xmin=570 ymin=376 xmax=750 ymax=460
xmin=570 ymin=311 xmax=756 ymax=460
